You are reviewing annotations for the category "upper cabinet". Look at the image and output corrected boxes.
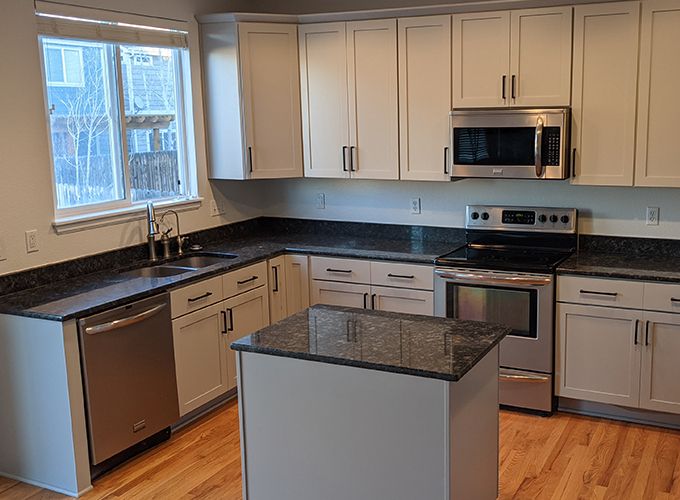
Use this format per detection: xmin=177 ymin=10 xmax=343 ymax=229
xmin=452 ymin=7 xmax=572 ymax=108
xmin=571 ymin=2 xmax=640 ymax=186
xmin=635 ymin=0 xmax=680 ymax=187
xmin=398 ymin=15 xmax=452 ymax=182
xmin=299 ymin=20 xmax=399 ymax=180
xmin=201 ymin=21 xmax=303 ymax=180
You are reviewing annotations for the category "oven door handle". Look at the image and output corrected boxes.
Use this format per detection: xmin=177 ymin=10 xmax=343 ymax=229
xmin=435 ymin=269 xmax=552 ymax=288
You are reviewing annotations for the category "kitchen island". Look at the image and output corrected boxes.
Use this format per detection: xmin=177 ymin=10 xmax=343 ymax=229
xmin=232 ymin=305 xmax=510 ymax=500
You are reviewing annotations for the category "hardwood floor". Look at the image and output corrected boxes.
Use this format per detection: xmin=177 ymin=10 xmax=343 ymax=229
xmin=2 ymin=401 xmax=680 ymax=499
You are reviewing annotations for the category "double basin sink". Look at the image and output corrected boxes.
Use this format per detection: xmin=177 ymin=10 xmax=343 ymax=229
xmin=118 ymin=253 xmax=238 ymax=279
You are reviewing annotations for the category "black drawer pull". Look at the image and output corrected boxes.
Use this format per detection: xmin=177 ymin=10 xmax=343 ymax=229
xmin=326 ymin=268 xmax=352 ymax=274
xmin=227 ymin=308 xmax=234 ymax=331
xmin=645 ymin=320 xmax=651 ymax=346
xmin=671 ymin=297 xmax=680 ymax=303
xmin=387 ymin=273 xmax=415 ymax=279
xmin=272 ymin=266 xmax=279 ymax=292
xmin=634 ymin=319 xmax=639 ymax=345
xmin=237 ymin=276 xmax=258 ymax=285
xmin=220 ymin=310 xmax=228 ymax=334
xmin=579 ymin=289 xmax=618 ymax=297
xmin=188 ymin=291 xmax=213 ymax=303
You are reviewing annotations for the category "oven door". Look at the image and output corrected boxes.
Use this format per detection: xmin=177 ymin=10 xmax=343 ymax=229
xmin=434 ymin=268 xmax=554 ymax=373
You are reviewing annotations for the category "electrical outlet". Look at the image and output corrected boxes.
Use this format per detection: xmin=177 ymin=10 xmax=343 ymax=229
xmin=410 ymin=197 xmax=421 ymax=215
xmin=646 ymin=207 xmax=660 ymax=226
xmin=316 ymin=193 xmax=326 ymax=210
xmin=210 ymin=199 xmax=224 ymax=217
xmin=0 ymin=237 xmax=6 ymax=261
xmin=25 ymin=230 xmax=39 ymax=253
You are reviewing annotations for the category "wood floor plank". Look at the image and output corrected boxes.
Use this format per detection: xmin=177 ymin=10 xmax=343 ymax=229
xmin=4 ymin=402 xmax=680 ymax=500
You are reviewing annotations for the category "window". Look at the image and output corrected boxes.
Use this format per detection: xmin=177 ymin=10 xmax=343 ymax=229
xmin=39 ymin=24 xmax=193 ymax=216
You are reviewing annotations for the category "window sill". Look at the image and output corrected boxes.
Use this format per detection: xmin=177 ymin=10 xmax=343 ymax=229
xmin=53 ymin=197 xmax=203 ymax=234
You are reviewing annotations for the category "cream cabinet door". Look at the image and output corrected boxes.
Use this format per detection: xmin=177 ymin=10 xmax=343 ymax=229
xmin=311 ymin=280 xmax=371 ymax=309
xmin=510 ymin=7 xmax=572 ymax=107
xmin=225 ymin=286 xmax=270 ymax=390
xmin=371 ymin=286 xmax=434 ymax=316
xmin=398 ymin=16 xmax=452 ymax=181
xmin=635 ymin=0 xmax=680 ymax=187
xmin=238 ymin=23 xmax=303 ymax=179
xmin=298 ymin=23 xmax=350 ymax=179
xmin=268 ymin=256 xmax=287 ymax=324
xmin=285 ymin=254 xmax=310 ymax=316
xmin=172 ymin=302 xmax=229 ymax=416
xmin=639 ymin=311 xmax=680 ymax=414
xmin=452 ymin=11 xmax=510 ymax=108
xmin=571 ymin=2 xmax=639 ymax=186
xmin=556 ymin=303 xmax=641 ymax=407
xmin=346 ymin=19 xmax=399 ymax=180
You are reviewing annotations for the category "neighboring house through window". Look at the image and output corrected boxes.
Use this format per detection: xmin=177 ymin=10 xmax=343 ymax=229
xmin=44 ymin=43 xmax=84 ymax=87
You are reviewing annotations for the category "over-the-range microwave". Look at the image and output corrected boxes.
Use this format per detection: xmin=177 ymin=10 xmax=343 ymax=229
xmin=449 ymin=107 xmax=570 ymax=180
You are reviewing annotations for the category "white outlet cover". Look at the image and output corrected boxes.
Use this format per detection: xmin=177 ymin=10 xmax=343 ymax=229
xmin=646 ymin=207 xmax=660 ymax=226
xmin=25 ymin=229 xmax=39 ymax=253
xmin=410 ymin=197 xmax=421 ymax=215
xmin=316 ymin=193 xmax=326 ymax=210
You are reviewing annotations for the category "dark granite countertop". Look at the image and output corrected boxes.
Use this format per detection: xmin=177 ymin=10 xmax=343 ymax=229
xmin=557 ymin=252 xmax=680 ymax=283
xmin=0 ymin=232 xmax=461 ymax=321
xmin=231 ymin=304 xmax=509 ymax=382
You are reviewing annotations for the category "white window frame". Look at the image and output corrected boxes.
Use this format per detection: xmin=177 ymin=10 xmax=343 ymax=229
xmin=43 ymin=41 xmax=85 ymax=87
xmin=39 ymin=35 xmax=197 ymax=222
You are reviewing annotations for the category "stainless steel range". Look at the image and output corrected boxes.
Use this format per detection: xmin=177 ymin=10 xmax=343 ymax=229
xmin=434 ymin=205 xmax=577 ymax=414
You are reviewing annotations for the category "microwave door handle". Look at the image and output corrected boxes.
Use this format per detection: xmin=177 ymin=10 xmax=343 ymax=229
xmin=534 ymin=116 xmax=544 ymax=177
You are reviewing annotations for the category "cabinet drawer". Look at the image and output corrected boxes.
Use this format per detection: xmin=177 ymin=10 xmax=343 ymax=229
xmin=310 ymin=256 xmax=371 ymax=284
xmin=370 ymin=261 xmax=433 ymax=290
xmin=170 ymin=276 xmax=223 ymax=319
xmin=557 ymin=275 xmax=643 ymax=309
xmin=223 ymin=261 xmax=268 ymax=299
xmin=643 ymin=282 xmax=680 ymax=313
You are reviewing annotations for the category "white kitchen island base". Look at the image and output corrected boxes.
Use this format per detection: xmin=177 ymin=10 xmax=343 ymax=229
xmin=236 ymin=345 xmax=499 ymax=500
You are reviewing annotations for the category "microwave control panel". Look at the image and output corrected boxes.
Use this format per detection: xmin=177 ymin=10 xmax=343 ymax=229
xmin=542 ymin=128 xmax=561 ymax=166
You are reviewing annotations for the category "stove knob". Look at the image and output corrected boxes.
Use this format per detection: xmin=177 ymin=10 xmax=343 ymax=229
xmin=549 ymin=214 xmax=559 ymax=223
xmin=471 ymin=211 xmax=480 ymax=220
xmin=560 ymin=215 xmax=570 ymax=224
xmin=481 ymin=212 xmax=490 ymax=220
xmin=538 ymin=214 xmax=547 ymax=223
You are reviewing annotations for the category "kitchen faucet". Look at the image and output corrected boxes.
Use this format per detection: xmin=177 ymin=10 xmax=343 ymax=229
xmin=146 ymin=202 xmax=160 ymax=262
xmin=160 ymin=209 xmax=187 ymax=257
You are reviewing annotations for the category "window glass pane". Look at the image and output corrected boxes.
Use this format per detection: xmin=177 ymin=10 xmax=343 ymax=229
xmin=43 ymin=39 xmax=125 ymax=209
xmin=120 ymin=45 xmax=184 ymax=202
xmin=44 ymin=46 xmax=65 ymax=83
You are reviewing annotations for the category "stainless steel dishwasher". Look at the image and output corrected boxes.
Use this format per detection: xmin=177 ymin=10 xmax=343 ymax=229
xmin=78 ymin=293 xmax=179 ymax=471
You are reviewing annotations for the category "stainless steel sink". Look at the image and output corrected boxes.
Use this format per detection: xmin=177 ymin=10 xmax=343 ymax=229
xmin=168 ymin=254 xmax=237 ymax=268
xmin=118 ymin=265 xmax=196 ymax=279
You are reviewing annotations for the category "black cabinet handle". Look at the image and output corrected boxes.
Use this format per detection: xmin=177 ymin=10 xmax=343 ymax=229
xmin=371 ymin=293 xmax=376 ymax=310
xmin=444 ymin=146 xmax=449 ymax=175
xmin=248 ymin=146 xmax=253 ymax=173
xmin=237 ymin=276 xmax=258 ymax=285
xmin=272 ymin=266 xmax=279 ymax=292
xmin=502 ymin=74 xmax=507 ymax=100
xmin=349 ymin=146 xmax=356 ymax=172
xmin=645 ymin=320 xmax=651 ymax=346
xmin=342 ymin=146 xmax=348 ymax=172
xmin=511 ymin=75 xmax=516 ymax=99
xmin=188 ymin=291 xmax=213 ymax=303
xmin=671 ymin=297 xmax=680 ymax=303
xmin=227 ymin=308 xmax=234 ymax=332
xmin=363 ymin=293 xmax=368 ymax=309
xmin=220 ymin=310 xmax=228 ymax=334
xmin=571 ymin=148 xmax=577 ymax=178
xmin=634 ymin=319 xmax=639 ymax=345
xmin=579 ymin=289 xmax=618 ymax=297
xmin=326 ymin=268 xmax=352 ymax=274
xmin=387 ymin=273 xmax=415 ymax=279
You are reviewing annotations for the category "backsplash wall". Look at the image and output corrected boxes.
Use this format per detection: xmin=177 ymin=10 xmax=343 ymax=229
xmin=249 ymin=177 xmax=680 ymax=239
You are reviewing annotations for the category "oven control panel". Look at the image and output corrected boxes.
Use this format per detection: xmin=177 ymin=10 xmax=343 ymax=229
xmin=466 ymin=206 xmax=577 ymax=233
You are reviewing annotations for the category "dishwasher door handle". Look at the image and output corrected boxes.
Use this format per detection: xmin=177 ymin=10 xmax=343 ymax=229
xmin=83 ymin=303 xmax=167 ymax=335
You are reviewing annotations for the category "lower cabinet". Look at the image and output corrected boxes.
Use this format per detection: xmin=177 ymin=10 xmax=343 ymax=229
xmin=557 ymin=301 xmax=680 ymax=414
xmin=284 ymin=254 xmax=310 ymax=316
xmin=268 ymin=256 xmax=287 ymax=323
xmin=172 ymin=302 xmax=230 ymax=416
xmin=224 ymin=285 xmax=270 ymax=390
xmin=311 ymin=280 xmax=371 ymax=308
xmin=371 ymin=285 xmax=434 ymax=315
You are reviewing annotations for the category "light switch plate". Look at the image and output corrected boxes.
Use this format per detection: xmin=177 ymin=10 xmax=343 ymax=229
xmin=646 ymin=207 xmax=659 ymax=226
xmin=25 ymin=229 xmax=39 ymax=253
xmin=410 ymin=197 xmax=421 ymax=215
xmin=316 ymin=193 xmax=326 ymax=210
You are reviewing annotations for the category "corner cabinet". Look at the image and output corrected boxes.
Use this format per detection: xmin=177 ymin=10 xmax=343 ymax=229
xmin=299 ymin=20 xmax=399 ymax=180
xmin=452 ymin=7 xmax=572 ymax=108
xmin=635 ymin=0 xmax=680 ymax=187
xmin=570 ymin=2 xmax=639 ymax=186
xmin=398 ymin=15 xmax=452 ymax=182
xmin=200 ymin=21 xmax=303 ymax=179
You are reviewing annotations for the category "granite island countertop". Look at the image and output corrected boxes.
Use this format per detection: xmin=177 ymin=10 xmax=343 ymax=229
xmin=0 ymin=232 xmax=462 ymax=321
xmin=231 ymin=304 xmax=510 ymax=382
